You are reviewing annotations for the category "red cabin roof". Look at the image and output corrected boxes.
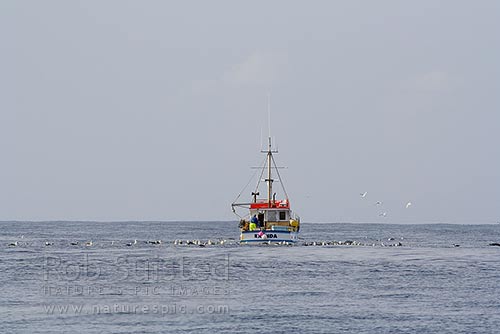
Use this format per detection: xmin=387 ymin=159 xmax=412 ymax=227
xmin=250 ymin=199 xmax=290 ymax=210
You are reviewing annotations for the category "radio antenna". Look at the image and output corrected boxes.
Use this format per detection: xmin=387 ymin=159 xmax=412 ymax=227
xmin=267 ymin=93 xmax=271 ymax=140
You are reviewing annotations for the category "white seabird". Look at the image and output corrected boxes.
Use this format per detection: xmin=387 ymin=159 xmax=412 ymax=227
xmin=360 ymin=192 xmax=367 ymax=198
xmin=406 ymin=202 xmax=412 ymax=208
xmin=126 ymin=239 xmax=137 ymax=247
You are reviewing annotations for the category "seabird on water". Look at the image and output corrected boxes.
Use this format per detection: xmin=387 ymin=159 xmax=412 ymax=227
xmin=126 ymin=239 xmax=138 ymax=247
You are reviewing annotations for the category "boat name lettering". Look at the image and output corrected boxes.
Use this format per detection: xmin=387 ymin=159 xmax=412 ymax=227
xmin=254 ymin=234 xmax=278 ymax=238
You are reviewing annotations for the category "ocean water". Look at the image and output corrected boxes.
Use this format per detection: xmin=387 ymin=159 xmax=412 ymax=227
xmin=1 ymin=221 xmax=499 ymax=333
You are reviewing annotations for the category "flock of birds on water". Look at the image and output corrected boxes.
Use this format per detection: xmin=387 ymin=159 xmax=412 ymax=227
xmin=2 ymin=238 xmax=403 ymax=248
xmin=5 ymin=235 xmax=500 ymax=248
xmin=359 ymin=191 xmax=412 ymax=218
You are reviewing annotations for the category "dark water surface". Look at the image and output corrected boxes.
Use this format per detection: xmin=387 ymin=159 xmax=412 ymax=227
xmin=1 ymin=221 xmax=499 ymax=333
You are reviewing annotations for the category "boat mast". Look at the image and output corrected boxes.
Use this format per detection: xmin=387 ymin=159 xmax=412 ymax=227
xmin=266 ymin=94 xmax=273 ymax=207
xmin=267 ymin=136 xmax=273 ymax=206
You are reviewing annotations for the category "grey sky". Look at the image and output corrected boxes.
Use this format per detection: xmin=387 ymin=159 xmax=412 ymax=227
xmin=2 ymin=1 xmax=499 ymax=222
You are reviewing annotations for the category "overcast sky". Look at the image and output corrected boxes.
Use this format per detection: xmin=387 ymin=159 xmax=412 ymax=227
xmin=2 ymin=0 xmax=499 ymax=223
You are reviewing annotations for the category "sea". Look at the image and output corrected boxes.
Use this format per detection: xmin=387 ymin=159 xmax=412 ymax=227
xmin=1 ymin=221 xmax=499 ymax=334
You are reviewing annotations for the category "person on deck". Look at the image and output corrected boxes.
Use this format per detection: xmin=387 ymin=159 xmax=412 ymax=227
xmin=249 ymin=215 xmax=258 ymax=231
xmin=251 ymin=215 xmax=258 ymax=225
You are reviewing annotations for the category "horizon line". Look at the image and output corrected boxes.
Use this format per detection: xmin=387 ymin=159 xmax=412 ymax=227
xmin=0 ymin=220 xmax=498 ymax=225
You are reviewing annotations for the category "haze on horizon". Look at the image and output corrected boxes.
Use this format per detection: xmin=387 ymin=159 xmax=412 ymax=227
xmin=2 ymin=1 xmax=499 ymax=223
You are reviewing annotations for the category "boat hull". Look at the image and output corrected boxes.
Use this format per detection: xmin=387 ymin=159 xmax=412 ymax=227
xmin=240 ymin=230 xmax=299 ymax=243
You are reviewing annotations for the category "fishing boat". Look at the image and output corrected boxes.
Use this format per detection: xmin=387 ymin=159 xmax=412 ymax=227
xmin=231 ymin=136 xmax=300 ymax=244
